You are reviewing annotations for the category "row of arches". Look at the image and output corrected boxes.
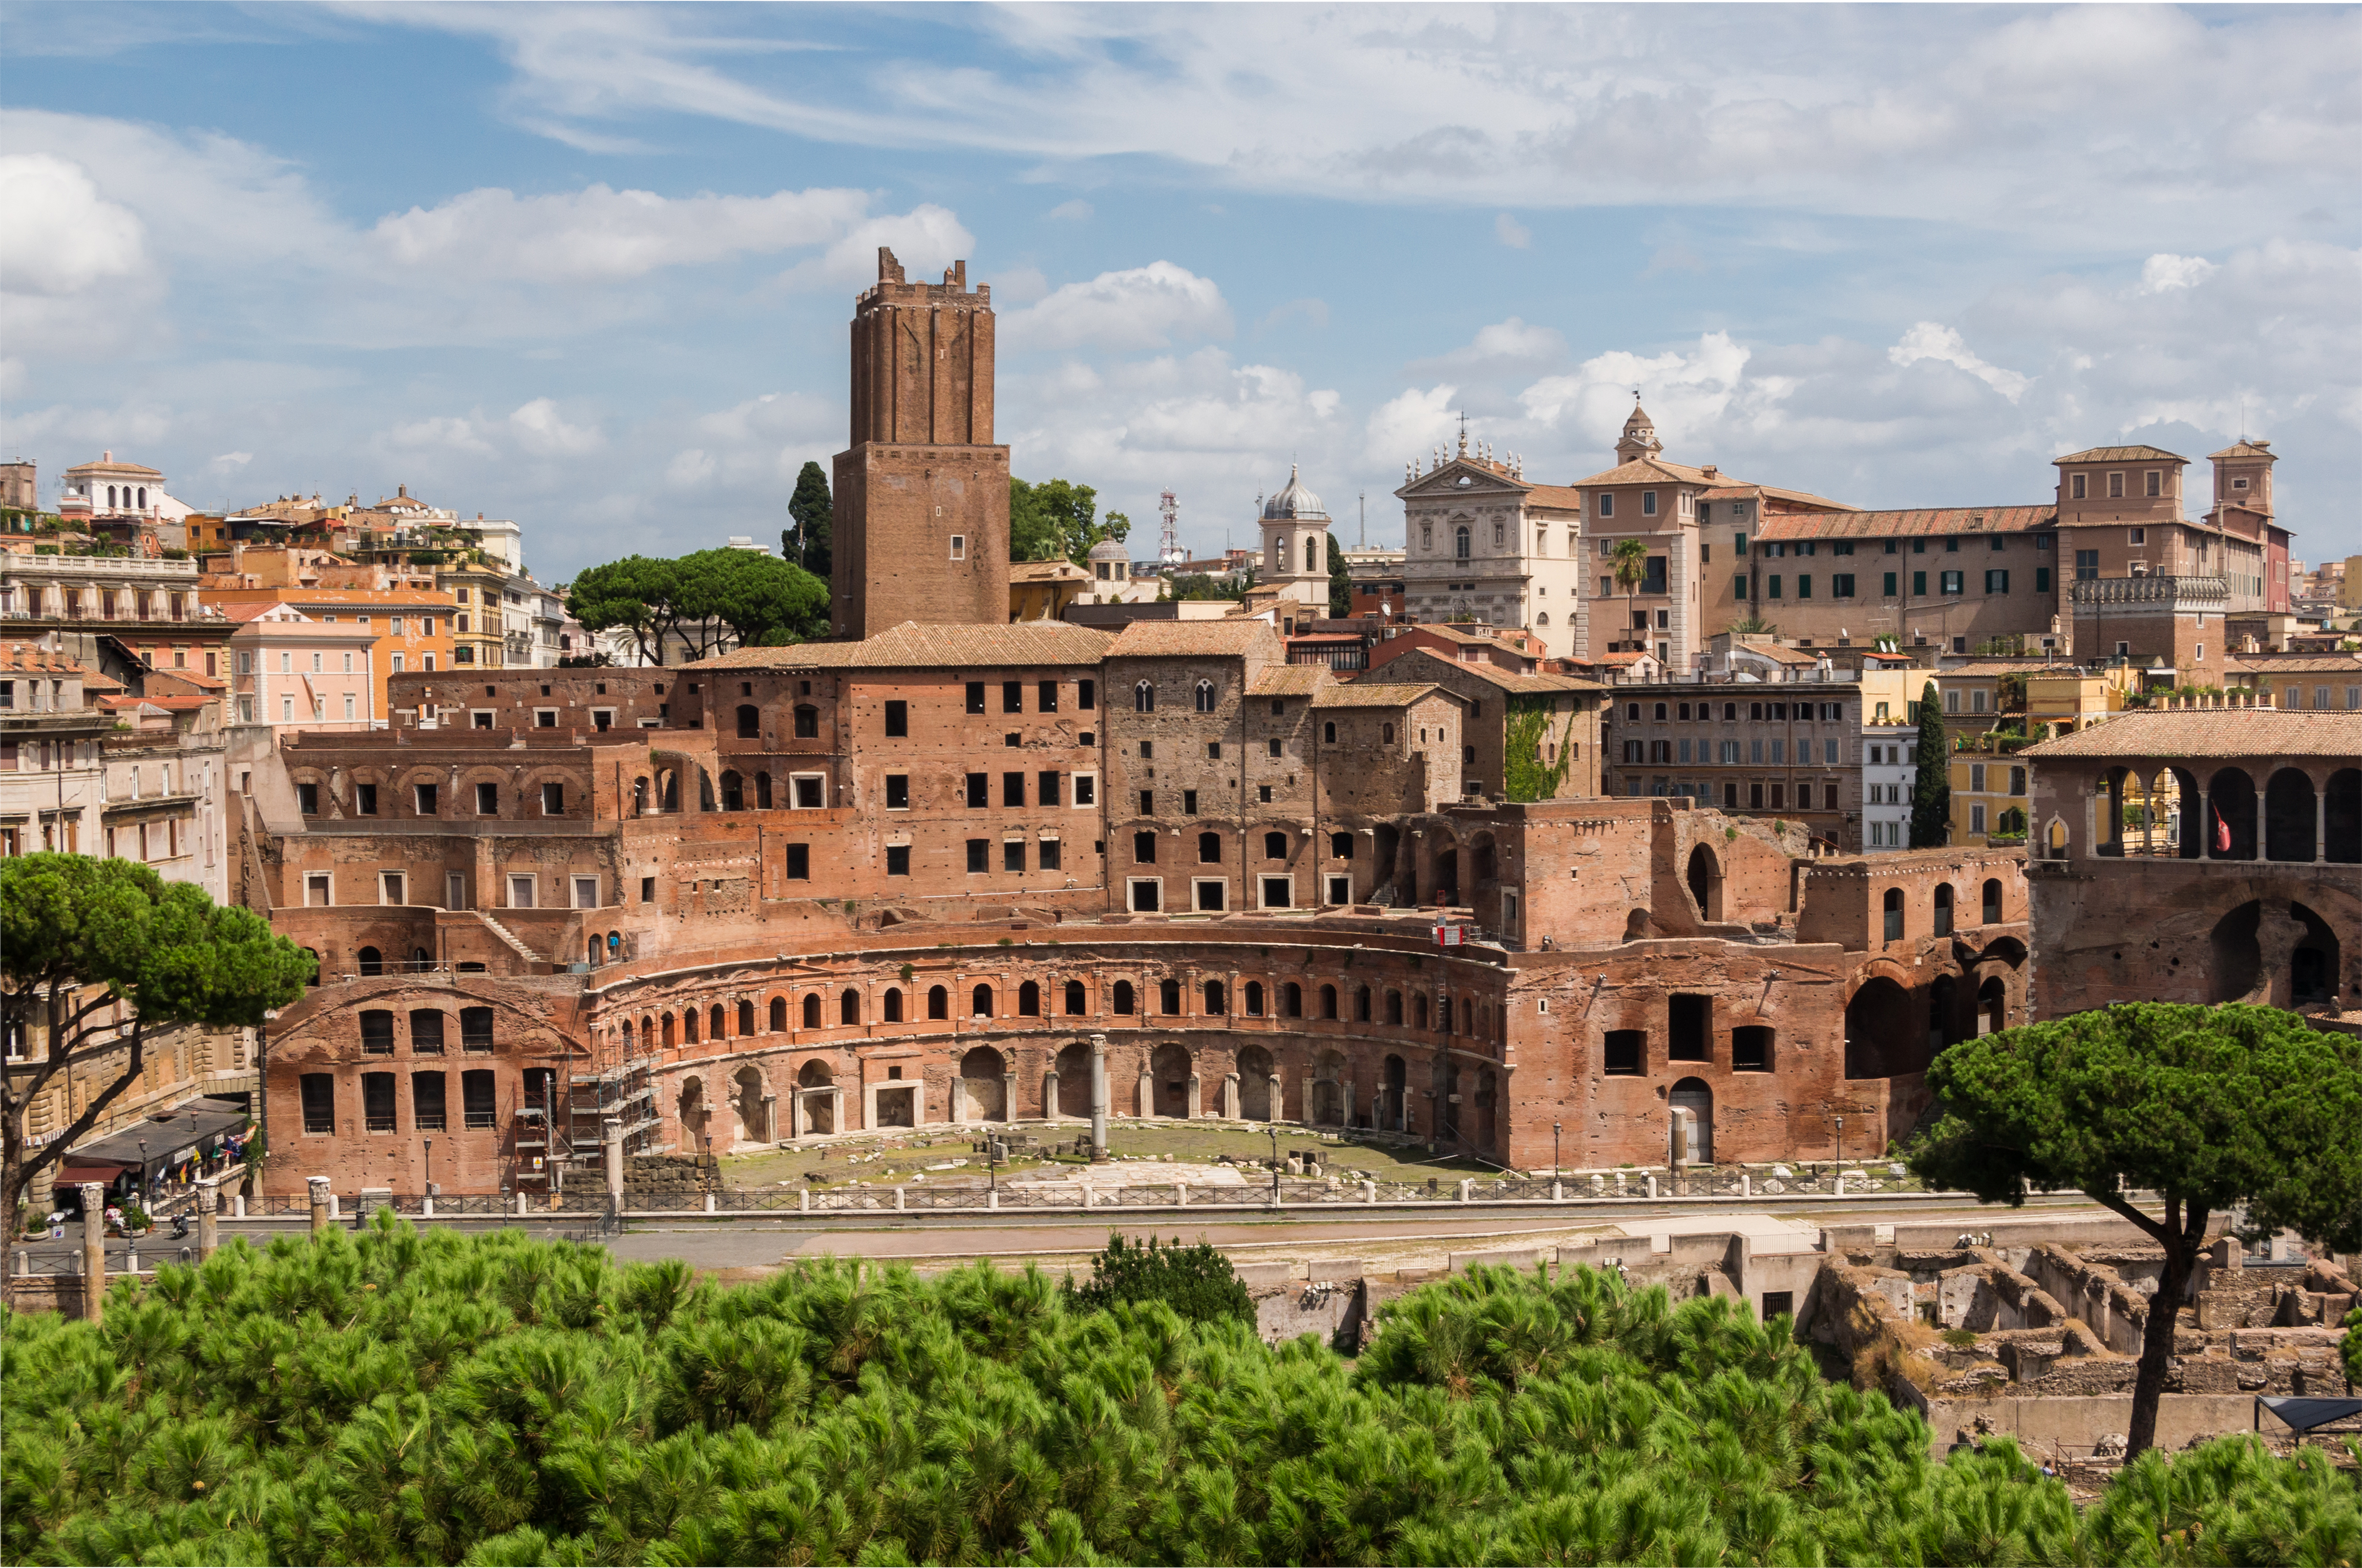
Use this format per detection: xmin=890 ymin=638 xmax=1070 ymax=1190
xmin=2098 ymin=766 xmax=2361 ymax=863
xmin=1844 ymin=964 xmax=2016 ymax=1079
xmin=1880 ymin=878 xmax=2011 ymax=941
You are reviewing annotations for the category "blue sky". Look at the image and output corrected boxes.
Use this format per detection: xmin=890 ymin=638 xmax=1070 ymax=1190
xmin=3 ymin=3 xmax=2357 ymax=581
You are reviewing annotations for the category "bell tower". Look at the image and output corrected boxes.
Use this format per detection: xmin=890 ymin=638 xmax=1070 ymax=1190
xmin=830 ymin=248 xmax=1011 ymax=638
xmin=1615 ymin=397 xmax=1662 ymax=463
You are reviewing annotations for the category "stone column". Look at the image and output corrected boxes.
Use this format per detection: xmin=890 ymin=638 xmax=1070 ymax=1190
xmin=761 ymin=1093 xmax=777 ymax=1143
xmin=1041 ymin=1070 xmax=1061 ymax=1120
xmin=1137 ymin=1067 xmax=1153 ymax=1118
xmin=2251 ymin=790 xmax=2264 ymax=863
xmin=2316 ymin=787 xmax=2328 ymax=864
xmin=78 ymin=1184 xmax=106 ymax=1322
xmin=198 ymin=1186 xmax=219 ymax=1261
xmin=1001 ymin=1071 xmax=1016 ymax=1124
xmin=1221 ymin=1073 xmax=1240 ymax=1120
xmin=603 ymin=1116 xmax=625 ymax=1214
xmin=1089 ymin=1033 xmax=1109 ymax=1155
xmin=306 ymin=1176 xmax=331 ymax=1236
xmin=1187 ymin=1071 xmax=1203 ymax=1119
xmin=786 ymin=1087 xmax=803 ymax=1140
xmin=1341 ymin=1080 xmax=1355 ymax=1128
xmin=2200 ymin=783 xmax=2215 ymax=858
xmin=1269 ymin=1073 xmax=1284 ymax=1124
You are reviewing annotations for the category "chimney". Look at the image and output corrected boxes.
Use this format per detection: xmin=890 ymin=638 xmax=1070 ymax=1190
xmin=398 ymin=484 xmax=408 ymax=499
xmin=103 ymin=451 xmax=112 ymax=462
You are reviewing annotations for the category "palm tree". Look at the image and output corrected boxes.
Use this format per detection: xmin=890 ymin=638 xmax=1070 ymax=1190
xmin=1609 ymin=538 xmax=1649 ymax=651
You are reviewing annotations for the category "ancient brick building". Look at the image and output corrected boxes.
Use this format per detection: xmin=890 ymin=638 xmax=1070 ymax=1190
xmin=2019 ymin=706 xmax=2361 ymax=1017
xmin=830 ymin=249 xmax=1010 ymax=639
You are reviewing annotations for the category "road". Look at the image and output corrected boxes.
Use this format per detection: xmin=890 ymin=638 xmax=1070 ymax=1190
xmin=10 ymin=1191 xmax=2120 ymax=1281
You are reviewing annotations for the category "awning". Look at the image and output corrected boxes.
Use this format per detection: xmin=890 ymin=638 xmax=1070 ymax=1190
xmin=56 ymin=1159 xmax=133 ymax=1186
xmin=2256 ymin=1396 xmax=2362 ymax=1433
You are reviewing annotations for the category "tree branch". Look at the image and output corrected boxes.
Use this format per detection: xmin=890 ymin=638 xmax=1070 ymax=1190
xmin=2086 ymin=1185 xmax=2170 ymax=1247
xmin=10 ymin=1019 xmax=150 ymax=1207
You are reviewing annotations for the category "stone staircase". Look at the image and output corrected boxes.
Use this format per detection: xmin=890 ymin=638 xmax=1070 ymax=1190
xmin=472 ymin=911 xmax=545 ymax=969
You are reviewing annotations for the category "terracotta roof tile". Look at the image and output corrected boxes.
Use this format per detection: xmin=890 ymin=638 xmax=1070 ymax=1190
xmin=2021 ymin=708 xmax=2362 ymax=760
xmin=693 ymin=620 xmax=1113 ymax=671
xmin=1105 ymin=619 xmax=1278 ymax=659
xmin=1313 ymin=681 xmax=1443 ymax=709
xmin=1248 ymin=665 xmax=1331 ymax=697
xmin=1756 ymin=504 xmax=2054 ymax=541
xmin=2229 ymin=655 xmax=2362 ymax=675
xmin=1368 ymin=651 xmax=1604 ymax=694
xmin=2054 ymin=445 xmax=2186 ymax=465
xmin=2209 ymin=441 xmax=2277 ymax=461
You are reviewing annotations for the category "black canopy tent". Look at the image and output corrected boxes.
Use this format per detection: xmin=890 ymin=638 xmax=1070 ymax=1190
xmin=2255 ymin=1395 xmax=2362 ymax=1434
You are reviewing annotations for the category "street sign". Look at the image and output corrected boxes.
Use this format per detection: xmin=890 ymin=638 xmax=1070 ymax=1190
xmin=1434 ymin=924 xmax=1465 ymax=947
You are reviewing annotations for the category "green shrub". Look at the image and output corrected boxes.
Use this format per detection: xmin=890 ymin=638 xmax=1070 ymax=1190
xmin=1066 ymin=1231 xmax=1254 ymax=1327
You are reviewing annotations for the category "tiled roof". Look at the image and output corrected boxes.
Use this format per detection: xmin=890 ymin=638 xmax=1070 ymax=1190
xmin=1572 ymin=456 xmax=1725 ymax=489
xmin=1313 ymin=681 xmax=1441 ymax=709
xmin=98 ymin=693 xmax=213 ymax=711
xmin=2054 ymin=446 xmax=2186 ymax=465
xmin=695 ymin=620 xmax=1113 ymax=671
xmin=2021 ymin=708 xmax=2362 ymax=760
xmin=2209 ymin=441 xmax=2276 ymax=461
xmin=1009 ymin=559 xmax=1087 ymax=581
xmin=1522 ymin=484 xmax=1585 ymax=511
xmin=1 ymin=644 xmax=104 ymax=680
xmin=2229 ymin=655 xmax=2362 ymax=675
xmin=1735 ymin=643 xmax=1818 ymax=666
xmin=1756 ymin=504 xmax=2054 ymax=541
xmin=65 ymin=456 xmax=165 ymax=478
xmin=1941 ymin=661 xmax=2064 ymax=676
xmin=1105 ymin=619 xmax=1277 ymax=659
xmin=1379 ymin=648 xmax=1602 ymax=692
xmin=1247 ymin=665 xmax=1331 ymax=697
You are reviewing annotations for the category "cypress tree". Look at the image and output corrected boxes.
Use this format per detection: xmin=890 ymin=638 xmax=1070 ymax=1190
xmin=1909 ymin=678 xmax=1950 ymax=846
xmin=786 ymin=461 xmax=832 ymax=579
xmin=1326 ymin=533 xmax=1353 ymax=619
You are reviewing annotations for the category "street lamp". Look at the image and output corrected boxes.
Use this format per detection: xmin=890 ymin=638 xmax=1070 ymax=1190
xmin=1553 ymin=1120 xmax=1562 ymax=1179
xmin=137 ymin=1140 xmax=148 ymax=1209
xmin=987 ymin=1136 xmax=998 ymax=1196
xmin=1833 ymin=1115 xmax=1844 ymax=1171
xmin=423 ymin=1138 xmax=432 ymax=1199
xmin=1267 ymin=1124 xmax=1280 ymax=1203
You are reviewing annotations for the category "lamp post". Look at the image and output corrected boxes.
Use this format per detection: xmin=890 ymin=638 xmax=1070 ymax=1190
xmin=1553 ymin=1120 xmax=1562 ymax=1179
xmin=1267 ymin=1124 xmax=1279 ymax=1203
xmin=987 ymin=1136 xmax=998 ymax=1197
xmin=1833 ymin=1115 xmax=1844 ymax=1171
xmin=423 ymin=1138 xmax=432 ymax=1198
xmin=137 ymin=1140 xmax=148 ymax=1211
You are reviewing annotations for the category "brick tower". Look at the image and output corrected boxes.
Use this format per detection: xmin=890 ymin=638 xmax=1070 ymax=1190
xmin=831 ymin=248 xmax=1010 ymax=637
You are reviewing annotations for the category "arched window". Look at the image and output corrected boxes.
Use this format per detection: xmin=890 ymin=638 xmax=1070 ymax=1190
xmin=1159 ymin=978 xmax=1181 ymax=1014
xmin=972 ymin=983 xmax=994 ymax=1018
xmin=1932 ymin=883 xmax=1954 ymax=937
xmin=1382 ymin=723 xmax=1395 ymax=744
xmin=1980 ymin=878 xmax=2003 ymax=924
xmin=735 ymin=705 xmax=759 ymax=738
xmin=828 ymin=988 xmax=853 ymax=1026
xmin=1454 ymin=526 xmax=1470 ymax=559
xmin=737 ymin=1000 xmax=755 ymax=1035
xmin=137 ymin=487 xmax=146 ymax=508
xmin=769 ymin=997 xmax=787 ymax=1031
xmin=1536 ymin=613 xmax=1550 ymax=627
xmin=1263 ymin=831 xmax=1288 ymax=859
xmin=1305 ymin=536 xmax=1320 ymax=572
xmin=1460 ymin=997 xmax=1473 ymax=1034
xmin=682 ymin=1009 xmax=699 ymax=1044
xmin=1319 ymin=984 xmax=1338 ymax=1020
xmin=1194 ymin=680 xmax=1216 ymax=713
xmin=927 ymin=985 xmax=950 ymax=1020
xmin=720 ymin=771 xmax=744 ymax=811
xmin=1064 ymin=980 xmax=1086 ymax=1015
xmin=794 ymin=705 xmax=819 ymax=739
xmin=1112 ymin=980 xmax=1135 ymax=1015
xmin=803 ymin=993 xmax=822 ymax=1028
xmin=1282 ymin=982 xmax=1302 ymax=1018
xmin=1134 ymin=682 xmax=1155 ymax=712
xmin=1018 ymin=980 xmax=1041 ymax=1016
xmin=1322 ymin=721 xmax=1337 ymax=744
xmin=1386 ymin=990 xmax=1403 ymax=1025
xmin=1245 ymin=981 xmax=1264 ymax=1016
xmin=1882 ymin=887 xmax=1905 ymax=942
xmin=756 ymin=772 xmax=773 ymax=809
xmin=709 ymin=1003 xmax=727 ymax=1039
xmin=1198 ymin=831 xmax=1222 ymax=863
xmin=1204 ymin=980 xmax=1226 ymax=1014
xmin=883 ymin=988 xmax=903 ymax=1022
xmin=357 ymin=946 xmax=383 ymax=977
xmin=1354 ymin=985 xmax=1372 ymax=1021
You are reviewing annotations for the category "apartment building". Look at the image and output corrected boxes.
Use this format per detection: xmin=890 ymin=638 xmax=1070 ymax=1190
xmin=224 ymin=605 xmax=382 ymax=731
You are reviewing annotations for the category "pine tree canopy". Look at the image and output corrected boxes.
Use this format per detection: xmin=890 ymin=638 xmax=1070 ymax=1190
xmin=6 ymin=1222 xmax=2356 ymax=1563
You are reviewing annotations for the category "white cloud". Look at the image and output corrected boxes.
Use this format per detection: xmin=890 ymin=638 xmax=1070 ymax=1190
xmin=1365 ymin=384 xmax=1460 ymax=466
xmin=989 ymin=265 xmax=1049 ymax=306
xmin=2139 ymin=253 xmax=2219 ymax=294
xmin=776 ymin=204 xmax=974 ymax=290
xmin=379 ymin=416 xmax=497 ymax=458
xmin=509 ymin=398 xmax=603 ymax=456
xmin=1000 ymin=262 xmax=1233 ymax=353
xmin=210 ymin=451 xmax=252 ymax=470
xmin=0 ymin=155 xmax=147 ymax=294
xmin=1409 ymin=317 xmax=1568 ymax=379
xmin=1047 ymin=198 xmax=1093 ymax=222
xmin=667 ymin=448 xmax=717 ymax=488
xmin=1521 ymin=331 xmax=1759 ymax=438
xmin=1494 ymin=213 xmax=1531 ymax=249
xmin=372 ymin=184 xmax=872 ymax=283
xmin=1886 ymin=322 xmax=2031 ymax=403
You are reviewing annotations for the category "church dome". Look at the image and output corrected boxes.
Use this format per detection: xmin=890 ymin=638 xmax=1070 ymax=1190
xmin=1086 ymin=536 xmax=1130 ymax=562
xmin=1261 ymin=464 xmax=1327 ymax=521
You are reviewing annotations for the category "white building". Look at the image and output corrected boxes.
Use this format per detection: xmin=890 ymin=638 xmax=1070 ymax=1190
xmin=1394 ymin=432 xmax=1590 ymax=660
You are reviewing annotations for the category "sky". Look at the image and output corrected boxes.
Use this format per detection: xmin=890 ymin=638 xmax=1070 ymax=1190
xmin=3 ymin=3 xmax=2358 ymax=583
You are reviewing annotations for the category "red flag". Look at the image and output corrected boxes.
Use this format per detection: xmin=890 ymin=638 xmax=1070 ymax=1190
xmin=2213 ymin=807 xmax=2231 ymax=853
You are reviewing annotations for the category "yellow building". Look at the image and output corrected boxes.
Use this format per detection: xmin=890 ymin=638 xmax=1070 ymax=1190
xmin=437 ymin=557 xmax=511 ymax=671
xmin=1946 ymin=665 xmax=2136 ymax=845
xmin=1009 ymin=558 xmax=1090 ymax=622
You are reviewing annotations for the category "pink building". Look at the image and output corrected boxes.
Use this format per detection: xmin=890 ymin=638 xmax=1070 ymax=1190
xmin=225 ymin=605 xmax=382 ymax=731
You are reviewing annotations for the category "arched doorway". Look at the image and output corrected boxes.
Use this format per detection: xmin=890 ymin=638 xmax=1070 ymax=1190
xmin=1670 ymin=1077 xmax=1712 ymax=1163
xmin=2208 ymin=769 xmax=2257 ymax=859
xmin=1475 ymin=1067 xmax=1498 ymax=1156
xmin=1383 ymin=1053 xmax=1408 ymax=1131
xmin=1685 ymin=844 xmax=1720 ymax=921
xmin=2292 ymin=901 xmax=2340 ymax=1007
xmin=357 ymin=946 xmax=383 ymax=977
xmin=960 ymin=1046 xmax=1007 ymax=1121
xmin=2328 ymin=770 xmax=2362 ymax=864
xmin=1237 ymin=1043 xmax=1275 ymax=1120
xmin=1151 ymin=1043 xmax=1192 ymax=1118
xmin=1844 ymin=978 xmax=1915 ymax=1078
xmin=1928 ymin=974 xmax=1957 ymax=1054
xmin=2265 ymin=769 xmax=2317 ymax=862
xmin=2208 ymin=901 xmax=2265 ymax=1002
xmin=677 ymin=1076 xmax=708 ymax=1150
xmin=732 ymin=1065 xmax=767 ymax=1147
xmin=797 ymin=1059 xmax=835 ymax=1135
xmin=1053 ymin=1042 xmax=1091 ymax=1117
xmin=1312 ymin=1048 xmax=1345 ymax=1125
xmin=1976 ymin=976 xmax=2008 ymax=1036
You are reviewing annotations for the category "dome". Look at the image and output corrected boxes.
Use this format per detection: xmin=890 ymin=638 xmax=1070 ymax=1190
xmin=1086 ymin=537 xmax=1130 ymax=561
xmin=1261 ymin=464 xmax=1327 ymax=521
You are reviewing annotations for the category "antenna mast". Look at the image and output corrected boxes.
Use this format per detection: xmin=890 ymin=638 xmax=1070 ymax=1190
xmin=1358 ymin=491 xmax=1365 ymax=548
xmin=1158 ymin=489 xmax=1183 ymax=567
